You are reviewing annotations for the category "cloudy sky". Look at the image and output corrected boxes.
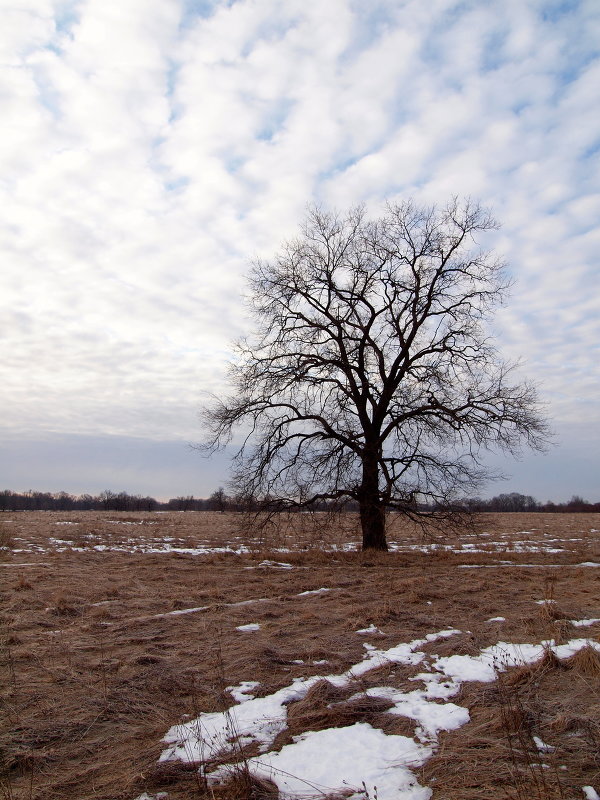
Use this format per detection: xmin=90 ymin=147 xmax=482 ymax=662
xmin=1 ymin=0 xmax=598 ymax=501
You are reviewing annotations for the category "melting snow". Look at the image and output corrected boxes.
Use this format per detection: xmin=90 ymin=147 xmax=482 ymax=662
xmin=238 ymin=723 xmax=433 ymax=800
xmin=161 ymin=675 xmax=320 ymax=762
xmin=226 ymin=681 xmax=261 ymax=703
xmin=533 ymin=735 xmax=555 ymax=753
xmin=158 ymin=605 xmax=209 ymax=618
xmin=356 ymin=624 xmax=384 ymax=635
xmin=361 ymin=685 xmax=469 ymax=740
xmin=158 ymin=629 xmax=600 ymax=800
xmin=133 ymin=793 xmax=167 ymax=800
xmin=583 ymin=788 xmax=600 ymax=800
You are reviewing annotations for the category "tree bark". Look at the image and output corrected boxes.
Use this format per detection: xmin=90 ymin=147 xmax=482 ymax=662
xmin=359 ymin=457 xmax=388 ymax=551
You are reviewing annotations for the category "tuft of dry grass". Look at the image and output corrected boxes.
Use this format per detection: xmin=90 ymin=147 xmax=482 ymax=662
xmin=503 ymin=648 xmax=565 ymax=687
xmin=12 ymin=575 xmax=32 ymax=591
xmin=281 ymin=678 xmax=400 ymax=747
xmin=211 ymin=770 xmax=279 ymax=800
xmin=564 ymin=644 xmax=600 ymax=678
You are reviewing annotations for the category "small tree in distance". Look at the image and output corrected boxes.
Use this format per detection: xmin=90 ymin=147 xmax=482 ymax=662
xmin=201 ymin=199 xmax=550 ymax=550
xmin=208 ymin=487 xmax=228 ymax=513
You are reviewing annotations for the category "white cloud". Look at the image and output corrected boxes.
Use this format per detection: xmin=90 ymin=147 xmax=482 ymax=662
xmin=0 ymin=0 xmax=598 ymax=495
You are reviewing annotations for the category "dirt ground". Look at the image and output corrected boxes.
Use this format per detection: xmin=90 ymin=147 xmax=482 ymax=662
xmin=1 ymin=511 xmax=599 ymax=799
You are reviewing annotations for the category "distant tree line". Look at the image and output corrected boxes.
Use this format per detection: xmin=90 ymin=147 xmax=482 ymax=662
xmin=0 ymin=488 xmax=233 ymax=513
xmin=461 ymin=492 xmax=600 ymax=513
xmin=0 ymin=489 xmax=598 ymax=514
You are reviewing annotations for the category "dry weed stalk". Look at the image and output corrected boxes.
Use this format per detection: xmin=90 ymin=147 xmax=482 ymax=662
xmin=496 ymin=667 xmax=566 ymax=800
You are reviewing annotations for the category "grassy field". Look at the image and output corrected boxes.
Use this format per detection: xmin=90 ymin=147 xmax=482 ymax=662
xmin=1 ymin=511 xmax=599 ymax=800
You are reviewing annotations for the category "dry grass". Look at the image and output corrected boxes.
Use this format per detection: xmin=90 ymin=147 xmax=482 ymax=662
xmin=422 ymin=637 xmax=600 ymax=799
xmin=0 ymin=511 xmax=599 ymax=799
xmin=0 ymin=524 xmax=14 ymax=560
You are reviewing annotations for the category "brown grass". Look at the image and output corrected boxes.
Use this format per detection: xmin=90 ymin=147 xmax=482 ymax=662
xmin=564 ymin=644 xmax=600 ymax=678
xmin=1 ymin=511 xmax=599 ymax=799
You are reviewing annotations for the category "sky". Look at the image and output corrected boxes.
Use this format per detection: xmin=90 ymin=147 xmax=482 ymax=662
xmin=0 ymin=0 xmax=599 ymax=502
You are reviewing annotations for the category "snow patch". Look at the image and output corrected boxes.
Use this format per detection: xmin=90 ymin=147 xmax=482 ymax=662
xmin=356 ymin=624 xmax=384 ymax=635
xmin=583 ymin=788 xmax=600 ymax=800
xmin=226 ymin=681 xmax=261 ymax=703
xmin=214 ymin=723 xmax=433 ymax=800
xmin=533 ymin=735 xmax=555 ymax=753
xmin=157 ymin=623 xmax=600 ymax=800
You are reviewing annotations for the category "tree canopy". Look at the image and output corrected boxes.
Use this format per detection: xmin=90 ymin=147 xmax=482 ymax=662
xmin=202 ymin=199 xmax=550 ymax=550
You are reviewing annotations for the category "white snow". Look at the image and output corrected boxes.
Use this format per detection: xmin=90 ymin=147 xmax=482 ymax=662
xmin=133 ymin=793 xmax=167 ymax=800
xmin=433 ymin=653 xmax=496 ymax=683
xmin=356 ymin=624 xmax=384 ymax=635
xmin=160 ymin=605 xmax=210 ymax=617
xmin=157 ymin=627 xmax=600 ymax=799
xmin=342 ymin=630 xmax=461 ymax=680
xmin=486 ymin=616 xmax=506 ymax=622
xmin=161 ymin=675 xmax=322 ymax=762
xmin=297 ymin=587 xmax=332 ymax=596
xmin=236 ymin=623 xmax=260 ymax=632
xmin=571 ymin=618 xmax=600 ymax=627
xmin=230 ymin=598 xmax=269 ymax=607
xmin=583 ymin=788 xmax=600 ymax=800
xmin=159 ymin=630 xmax=461 ymax=767
xmin=434 ymin=639 xmax=600 ymax=685
xmin=226 ymin=681 xmax=261 ymax=703
xmin=235 ymin=723 xmax=433 ymax=800
xmin=533 ymin=735 xmax=555 ymax=753
xmin=553 ymin=639 xmax=600 ymax=659
xmin=362 ymin=686 xmax=470 ymax=740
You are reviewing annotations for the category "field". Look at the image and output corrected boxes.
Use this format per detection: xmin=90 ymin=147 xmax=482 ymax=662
xmin=1 ymin=511 xmax=599 ymax=800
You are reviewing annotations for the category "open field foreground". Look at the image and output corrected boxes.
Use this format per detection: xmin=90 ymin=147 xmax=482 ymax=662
xmin=1 ymin=511 xmax=599 ymax=800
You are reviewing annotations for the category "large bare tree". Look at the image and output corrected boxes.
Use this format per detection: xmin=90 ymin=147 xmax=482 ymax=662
xmin=202 ymin=199 xmax=549 ymax=550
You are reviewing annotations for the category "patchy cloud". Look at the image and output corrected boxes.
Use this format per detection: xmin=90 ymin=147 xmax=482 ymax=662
xmin=1 ymin=0 xmax=598 ymax=497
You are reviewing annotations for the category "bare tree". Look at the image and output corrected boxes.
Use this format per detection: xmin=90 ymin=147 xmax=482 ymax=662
xmin=201 ymin=199 xmax=549 ymax=550
xmin=207 ymin=487 xmax=228 ymax=513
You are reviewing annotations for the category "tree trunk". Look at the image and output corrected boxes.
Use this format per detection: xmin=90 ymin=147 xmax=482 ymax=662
xmin=359 ymin=456 xmax=388 ymax=551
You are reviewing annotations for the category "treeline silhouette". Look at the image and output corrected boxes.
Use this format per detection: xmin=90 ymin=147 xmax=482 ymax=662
xmin=0 ymin=489 xmax=229 ymax=512
xmin=464 ymin=492 xmax=600 ymax=513
xmin=0 ymin=489 xmax=598 ymax=513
